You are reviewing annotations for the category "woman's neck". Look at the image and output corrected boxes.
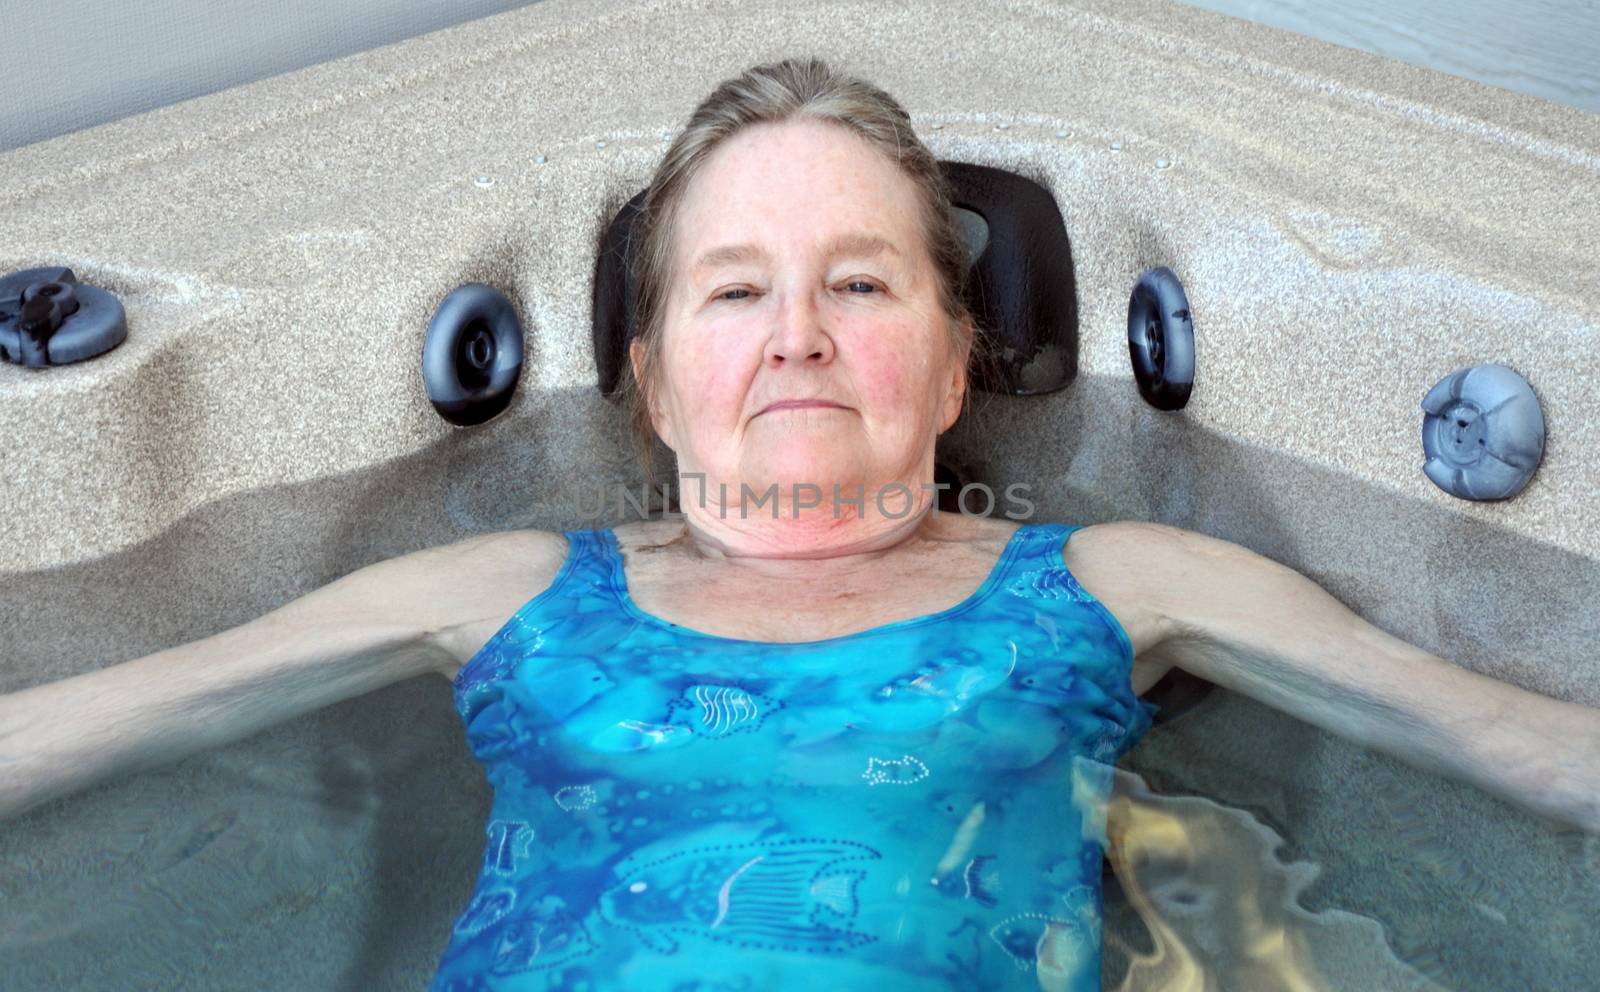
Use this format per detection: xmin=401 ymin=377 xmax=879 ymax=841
xmin=663 ymin=487 xmax=957 ymax=582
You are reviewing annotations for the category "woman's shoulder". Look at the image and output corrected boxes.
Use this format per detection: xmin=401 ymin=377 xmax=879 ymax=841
xmin=424 ymin=527 xmax=572 ymax=576
xmin=939 ymin=513 xmax=1167 ymax=545
xmin=1052 ymin=519 xmax=1199 ymax=582
xmin=418 ymin=529 xmax=574 ymax=676
xmin=1051 ymin=519 xmax=1201 ymax=663
xmin=480 ymin=526 xmax=572 ymax=562
xmin=941 ymin=513 xmax=1119 ymax=556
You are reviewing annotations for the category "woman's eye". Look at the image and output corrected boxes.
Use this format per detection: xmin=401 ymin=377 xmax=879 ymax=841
xmin=714 ymin=281 xmax=877 ymax=302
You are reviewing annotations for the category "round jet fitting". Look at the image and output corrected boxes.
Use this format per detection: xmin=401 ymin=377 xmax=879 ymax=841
xmin=422 ymin=283 xmax=525 ymax=427
xmin=1127 ymin=266 xmax=1195 ymax=411
xmin=1421 ymin=363 xmax=1545 ymax=501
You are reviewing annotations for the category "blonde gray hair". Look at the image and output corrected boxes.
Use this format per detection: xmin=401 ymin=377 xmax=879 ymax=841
xmin=613 ymin=56 xmax=992 ymax=484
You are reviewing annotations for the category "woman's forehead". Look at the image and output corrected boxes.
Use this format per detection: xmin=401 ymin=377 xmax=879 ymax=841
xmin=673 ymin=122 xmax=925 ymax=267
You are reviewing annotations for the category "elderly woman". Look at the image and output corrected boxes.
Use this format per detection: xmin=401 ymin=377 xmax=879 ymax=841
xmin=3 ymin=56 xmax=1596 ymax=992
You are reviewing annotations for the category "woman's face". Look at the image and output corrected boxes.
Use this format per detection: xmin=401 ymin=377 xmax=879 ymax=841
xmin=636 ymin=117 xmax=968 ymax=514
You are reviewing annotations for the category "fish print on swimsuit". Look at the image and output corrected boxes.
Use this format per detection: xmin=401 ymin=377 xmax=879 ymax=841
xmin=665 ymin=683 xmax=779 ymax=738
xmin=597 ymin=835 xmax=882 ymax=954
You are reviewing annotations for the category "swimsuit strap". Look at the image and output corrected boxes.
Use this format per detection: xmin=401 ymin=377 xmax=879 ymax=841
xmin=557 ymin=527 xmax=614 ymax=590
xmin=1014 ymin=521 xmax=1075 ymax=557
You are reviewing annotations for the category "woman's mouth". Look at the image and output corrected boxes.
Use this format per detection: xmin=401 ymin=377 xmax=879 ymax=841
xmin=759 ymin=400 xmax=846 ymax=415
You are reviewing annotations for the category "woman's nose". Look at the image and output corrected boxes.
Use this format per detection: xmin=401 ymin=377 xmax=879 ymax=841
xmin=764 ymin=292 xmax=835 ymax=364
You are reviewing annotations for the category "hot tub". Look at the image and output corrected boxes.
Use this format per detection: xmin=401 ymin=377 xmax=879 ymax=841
xmin=2 ymin=0 xmax=1596 ymax=989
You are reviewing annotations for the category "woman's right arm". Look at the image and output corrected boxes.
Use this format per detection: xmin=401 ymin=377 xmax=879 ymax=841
xmin=0 ymin=528 xmax=565 ymax=821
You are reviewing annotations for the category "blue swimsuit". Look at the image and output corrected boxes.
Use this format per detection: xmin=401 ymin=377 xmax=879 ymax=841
xmin=431 ymin=522 xmax=1159 ymax=991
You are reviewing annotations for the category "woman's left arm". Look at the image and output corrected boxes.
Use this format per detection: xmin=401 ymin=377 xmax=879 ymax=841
xmin=1122 ymin=522 xmax=1600 ymax=834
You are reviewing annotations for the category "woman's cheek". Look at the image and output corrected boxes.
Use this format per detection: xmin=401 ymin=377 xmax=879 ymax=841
xmin=677 ymin=343 xmax=744 ymax=409
xmin=850 ymin=336 xmax=916 ymax=405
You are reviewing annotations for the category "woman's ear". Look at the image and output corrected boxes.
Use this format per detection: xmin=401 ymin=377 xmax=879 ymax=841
xmin=629 ymin=338 xmax=671 ymax=448
xmin=628 ymin=338 xmax=647 ymax=399
xmin=938 ymin=319 xmax=973 ymax=433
